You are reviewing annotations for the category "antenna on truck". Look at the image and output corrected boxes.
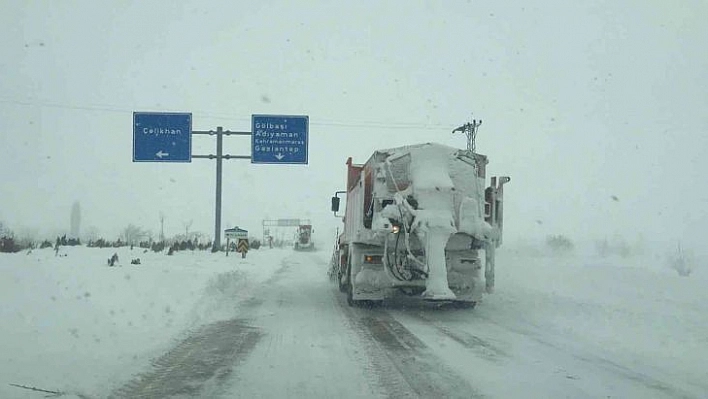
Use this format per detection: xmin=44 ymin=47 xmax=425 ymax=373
xmin=452 ymin=117 xmax=482 ymax=152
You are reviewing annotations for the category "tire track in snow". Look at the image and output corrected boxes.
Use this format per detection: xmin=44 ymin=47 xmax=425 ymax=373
xmin=335 ymin=293 xmax=483 ymax=399
xmin=395 ymin=307 xmax=703 ymax=399
xmin=408 ymin=311 xmax=509 ymax=362
xmin=109 ymin=318 xmax=262 ymax=399
xmin=109 ymin=256 xmax=296 ymax=398
xmin=226 ymin=253 xmax=384 ymax=399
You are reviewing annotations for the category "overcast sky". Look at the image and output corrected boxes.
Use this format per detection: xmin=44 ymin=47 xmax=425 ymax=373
xmin=1 ymin=1 xmax=706 ymax=254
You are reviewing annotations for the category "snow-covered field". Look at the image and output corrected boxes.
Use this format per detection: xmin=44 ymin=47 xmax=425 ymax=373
xmin=0 ymin=246 xmax=286 ymax=398
xmin=1 ymin=244 xmax=706 ymax=398
xmin=473 ymin=248 xmax=708 ymax=397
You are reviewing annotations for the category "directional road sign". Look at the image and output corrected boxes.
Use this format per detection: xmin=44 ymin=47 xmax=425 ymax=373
xmin=133 ymin=112 xmax=192 ymax=162
xmin=277 ymin=219 xmax=301 ymax=227
xmin=251 ymin=114 xmax=308 ymax=164
xmin=225 ymin=227 xmax=248 ymax=239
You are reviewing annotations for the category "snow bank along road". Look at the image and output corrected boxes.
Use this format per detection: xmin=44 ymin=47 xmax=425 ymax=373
xmin=3 ymin=247 xmax=705 ymax=398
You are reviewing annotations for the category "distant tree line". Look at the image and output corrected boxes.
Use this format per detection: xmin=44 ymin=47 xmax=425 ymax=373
xmin=166 ymin=239 xmax=213 ymax=255
xmin=0 ymin=236 xmax=23 ymax=253
xmin=546 ymin=234 xmax=575 ymax=253
xmin=0 ymin=228 xmax=81 ymax=253
xmin=0 ymin=220 xmax=263 ymax=255
xmin=87 ymin=238 xmax=127 ymax=248
xmin=56 ymin=234 xmax=81 ymax=246
xmin=0 ymin=221 xmax=24 ymax=253
xmin=85 ymin=237 xmax=213 ymax=254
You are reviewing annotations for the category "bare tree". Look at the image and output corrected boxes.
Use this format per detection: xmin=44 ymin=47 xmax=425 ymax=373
xmin=83 ymin=226 xmax=100 ymax=242
xmin=16 ymin=227 xmax=39 ymax=248
xmin=670 ymin=244 xmax=692 ymax=277
xmin=183 ymin=219 xmax=193 ymax=238
xmin=122 ymin=224 xmax=147 ymax=246
xmin=0 ymin=221 xmax=10 ymax=238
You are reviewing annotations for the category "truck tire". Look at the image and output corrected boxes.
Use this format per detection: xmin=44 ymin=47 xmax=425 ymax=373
xmin=453 ymin=301 xmax=476 ymax=309
xmin=338 ymin=271 xmax=347 ymax=292
xmin=346 ymin=267 xmax=360 ymax=307
xmin=346 ymin=244 xmax=366 ymax=307
xmin=346 ymin=280 xmax=355 ymax=306
xmin=338 ymin=250 xmax=348 ymax=292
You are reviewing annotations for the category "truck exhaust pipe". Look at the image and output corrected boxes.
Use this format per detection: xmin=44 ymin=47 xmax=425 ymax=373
xmin=484 ymin=175 xmax=510 ymax=293
xmin=485 ymin=243 xmax=495 ymax=294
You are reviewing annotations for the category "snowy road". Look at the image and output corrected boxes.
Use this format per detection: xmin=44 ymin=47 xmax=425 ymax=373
xmin=106 ymin=249 xmax=706 ymax=399
xmin=110 ymin=251 xmax=478 ymax=399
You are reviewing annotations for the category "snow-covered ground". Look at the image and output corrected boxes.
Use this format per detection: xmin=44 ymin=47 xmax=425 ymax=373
xmin=491 ymin=247 xmax=708 ymax=389
xmin=436 ymin=247 xmax=708 ymax=398
xmin=1 ymin=244 xmax=706 ymax=398
xmin=0 ymin=246 xmax=286 ymax=398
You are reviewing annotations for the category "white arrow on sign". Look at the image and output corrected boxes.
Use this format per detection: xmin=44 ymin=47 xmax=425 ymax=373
xmin=156 ymin=150 xmax=170 ymax=159
xmin=274 ymin=153 xmax=285 ymax=160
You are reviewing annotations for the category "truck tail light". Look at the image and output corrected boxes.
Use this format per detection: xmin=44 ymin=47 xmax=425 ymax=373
xmin=364 ymin=255 xmax=383 ymax=264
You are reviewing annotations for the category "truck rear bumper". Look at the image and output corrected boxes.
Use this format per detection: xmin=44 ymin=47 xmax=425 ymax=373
xmin=351 ymin=268 xmax=484 ymax=302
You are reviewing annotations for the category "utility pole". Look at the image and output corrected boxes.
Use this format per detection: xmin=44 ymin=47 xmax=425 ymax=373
xmin=452 ymin=118 xmax=483 ymax=152
xmin=184 ymin=219 xmax=193 ymax=238
xmin=192 ymin=127 xmax=251 ymax=252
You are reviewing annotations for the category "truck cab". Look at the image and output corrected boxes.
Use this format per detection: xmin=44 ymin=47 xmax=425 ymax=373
xmin=294 ymin=224 xmax=315 ymax=251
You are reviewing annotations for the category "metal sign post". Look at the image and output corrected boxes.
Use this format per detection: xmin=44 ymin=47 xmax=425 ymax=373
xmin=193 ymin=128 xmax=251 ymax=252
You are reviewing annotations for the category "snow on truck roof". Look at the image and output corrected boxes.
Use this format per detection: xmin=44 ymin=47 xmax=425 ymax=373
xmin=345 ymin=142 xmax=488 ymax=192
xmin=378 ymin=142 xmax=456 ymax=154
xmin=360 ymin=142 xmax=485 ymax=165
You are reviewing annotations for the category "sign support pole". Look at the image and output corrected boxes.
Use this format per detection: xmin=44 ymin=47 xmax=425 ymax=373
xmin=214 ymin=127 xmax=223 ymax=252
xmin=193 ymin=127 xmax=251 ymax=253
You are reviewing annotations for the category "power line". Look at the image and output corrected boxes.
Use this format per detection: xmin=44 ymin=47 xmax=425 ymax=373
xmin=0 ymin=97 xmax=453 ymax=131
xmin=0 ymin=97 xmax=131 ymax=114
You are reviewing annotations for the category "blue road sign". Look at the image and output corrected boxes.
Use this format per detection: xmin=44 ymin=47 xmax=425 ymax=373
xmin=133 ymin=112 xmax=192 ymax=162
xmin=251 ymin=114 xmax=308 ymax=164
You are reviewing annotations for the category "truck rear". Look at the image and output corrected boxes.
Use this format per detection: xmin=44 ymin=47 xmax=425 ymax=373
xmin=294 ymin=224 xmax=315 ymax=251
xmin=330 ymin=142 xmax=509 ymax=307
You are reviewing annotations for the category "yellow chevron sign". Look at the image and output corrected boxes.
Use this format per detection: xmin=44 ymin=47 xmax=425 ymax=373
xmin=237 ymin=239 xmax=249 ymax=253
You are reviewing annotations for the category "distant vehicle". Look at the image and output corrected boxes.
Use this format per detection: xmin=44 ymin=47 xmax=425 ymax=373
xmin=294 ymin=224 xmax=315 ymax=251
xmin=330 ymin=142 xmax=509 ymax=307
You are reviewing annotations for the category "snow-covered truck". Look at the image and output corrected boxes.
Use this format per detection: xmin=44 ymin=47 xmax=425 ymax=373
xmin=330 ymin=142 xmax=509 ymax=307
xmin=294 ymin=224 xmax=315 ymax=251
